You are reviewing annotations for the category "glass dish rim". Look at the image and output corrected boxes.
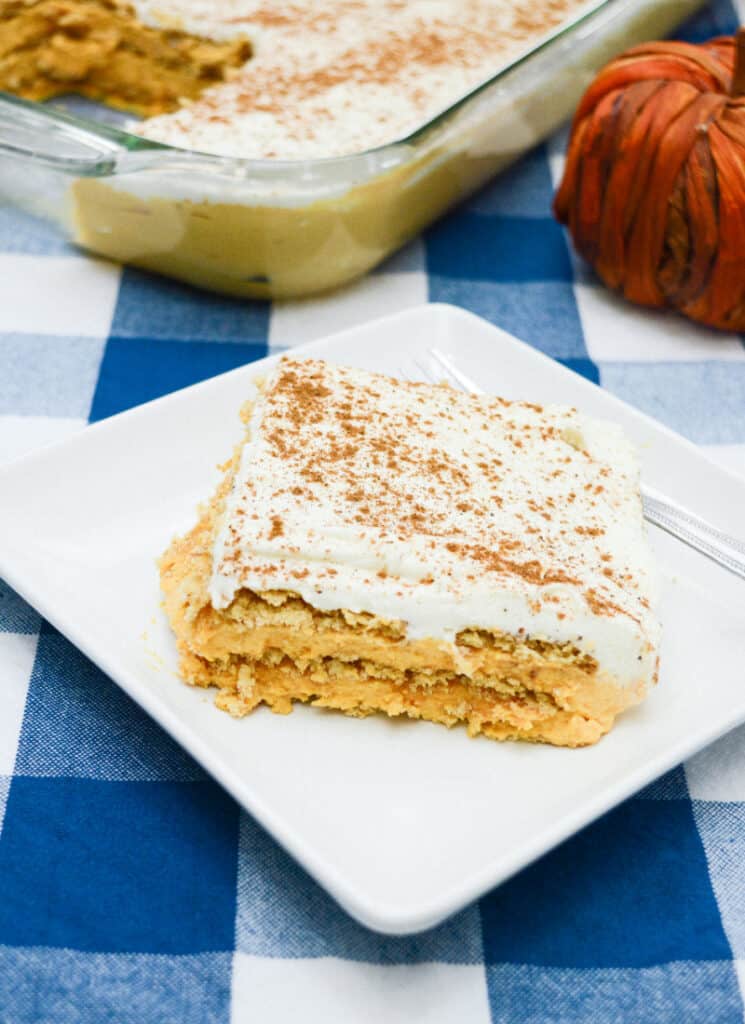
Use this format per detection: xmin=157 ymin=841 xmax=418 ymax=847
xmin=0 ymin=0 xmax=617 ymax=172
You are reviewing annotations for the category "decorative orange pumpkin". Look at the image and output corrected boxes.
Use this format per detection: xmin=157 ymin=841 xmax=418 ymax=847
xmin=554 ymin=30 xmax=745 ymax=331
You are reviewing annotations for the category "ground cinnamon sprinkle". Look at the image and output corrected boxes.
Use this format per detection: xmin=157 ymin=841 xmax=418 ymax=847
xmin=445 ymin=540 xmax=580 ymax=586
xmin=138 ymin=0 xmax=596 ymax=160
xmin=584 ymin=588 xmax=636 ymax=622
xmin=213 ymin=357 xmax=651 ymax=635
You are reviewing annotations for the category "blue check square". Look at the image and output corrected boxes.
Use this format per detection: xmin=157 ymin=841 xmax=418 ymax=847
xmin=89 ymin=335 xmax=267 ymax=420
xmin=427 ymin=214 xmax=572 ymax=284
xmin=15 ymin=623 xmax=203 ymax=781
xmin=599 ymin=363 xmax=745 ymax=445
xmin=678 ymin=0 xmax=737 ymax=42
xmin=0 ymin=946 xmax=232 ymax=1024
xmin=480 ymin=797 xmax=732 ymax=968
xmin=485 ymin=960 xmax=742 ymax=1024
xmin=463 ymin=146 xmax=556 ymax=219
xmin=0 ymin=333 xmax=105 ymax=418
xmin=428 ymin=279 xmax=589 ymax=359
xmin=0 ymin=776 xmax=239 ymax=953
xmin=111 ymin=267 xmax=270 ymax=343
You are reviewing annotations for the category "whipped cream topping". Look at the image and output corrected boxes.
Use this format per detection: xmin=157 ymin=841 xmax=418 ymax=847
xmin=132 ymin=0 xmax=598 ymax=159
xmin=210 ymin=358 xmax=660 ymax=686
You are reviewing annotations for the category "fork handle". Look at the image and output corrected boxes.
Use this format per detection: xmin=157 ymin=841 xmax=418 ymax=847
xmin=642 ymin=487 xmax=745 ymax=557
xmin=641 ymin=493 xmax=745 ymax=582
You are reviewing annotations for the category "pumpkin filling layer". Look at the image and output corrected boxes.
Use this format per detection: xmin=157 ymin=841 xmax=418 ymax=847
xmin=161 ymin=549 xmax=630 ymax=747
xmin=0 ymin=0 xmax=250 ymax=115
xmin=170 ymin=638 xmax=640 ymax=749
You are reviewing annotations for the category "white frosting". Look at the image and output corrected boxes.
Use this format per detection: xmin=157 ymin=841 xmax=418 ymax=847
xmin=130 ymin=0 xmax=600 ymax=159
xmin=210 ymin=358 xmax=660 ymax=687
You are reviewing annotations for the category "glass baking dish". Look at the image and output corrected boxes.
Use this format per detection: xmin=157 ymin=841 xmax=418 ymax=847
xmin=0 ymin=0 xmax=705 ymax=300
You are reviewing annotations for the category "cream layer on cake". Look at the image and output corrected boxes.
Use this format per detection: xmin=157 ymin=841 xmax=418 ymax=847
xmin=132 ymin=0 xmax=600 ymax=158
xmin=210 ymin=358 xmax=660 ymax=688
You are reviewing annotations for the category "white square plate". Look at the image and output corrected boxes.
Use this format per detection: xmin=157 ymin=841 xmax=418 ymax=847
xmin=1 ymin=303 xmax=744 ymax=935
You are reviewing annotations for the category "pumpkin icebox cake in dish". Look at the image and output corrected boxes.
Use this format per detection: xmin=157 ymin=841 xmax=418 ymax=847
xmin=159 ymin=357 xmax=660 ymax=748
xmin=4 ymin=0 xmax=608 ymax=156
xmin=0 ymin=0 xmax=705 ymax=299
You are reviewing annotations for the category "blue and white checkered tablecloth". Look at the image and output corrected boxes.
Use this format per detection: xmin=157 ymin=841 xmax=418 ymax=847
xmin=2 ymin=1 xmax=745 ymax=1020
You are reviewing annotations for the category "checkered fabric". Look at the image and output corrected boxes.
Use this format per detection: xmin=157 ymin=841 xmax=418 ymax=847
xmin=2 ymin=2 xmax=745 ymax=1020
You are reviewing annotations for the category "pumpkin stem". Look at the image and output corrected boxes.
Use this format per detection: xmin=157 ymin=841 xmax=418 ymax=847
xmin=732 ymin=27 xmax=745 ymax=96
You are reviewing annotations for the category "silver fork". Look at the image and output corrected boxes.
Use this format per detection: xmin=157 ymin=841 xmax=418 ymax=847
xmin=398 ymin=348 xmax=745 ymax=583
